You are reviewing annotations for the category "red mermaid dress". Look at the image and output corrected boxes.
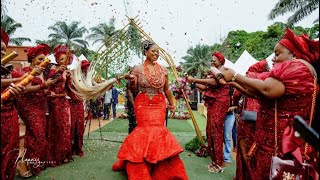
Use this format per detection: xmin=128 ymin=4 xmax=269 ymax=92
xmin=15 ymin=67 xmax=48 ymax=174
xmin=46 ymin=69 xmax=72 ymax=166
xmin=1 ymin=74 xmax=19 ymax=180
xmin=112 ymin=65 xmax=188 ymax=180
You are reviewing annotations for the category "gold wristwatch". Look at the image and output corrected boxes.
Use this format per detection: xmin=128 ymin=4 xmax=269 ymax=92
xmin=231 ymin=73 xmax=238 ymax=82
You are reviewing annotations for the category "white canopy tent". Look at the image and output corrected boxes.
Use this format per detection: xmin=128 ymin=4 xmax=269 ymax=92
xmin=266 ymin=53 xmax=274 ymax=70
xmin=224 ymin=59 xmax=235 ymax=69
xmin=234 ymin=50 xmax=258 ymax=75
xmin=78 ymin=54 xmax=88 ymax=62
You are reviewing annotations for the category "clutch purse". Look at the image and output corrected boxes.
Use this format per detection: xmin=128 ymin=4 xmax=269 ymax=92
xmin=241 ymin=96 xmax=257 ymax=121
xmin=242 ymin=110 xmax=257 ymax=121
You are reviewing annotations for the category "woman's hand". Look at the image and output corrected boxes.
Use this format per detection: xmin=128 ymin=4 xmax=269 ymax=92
xmin=186 ymin=74 xmax=195 ymax=83
xmin=45 ymin=78 xmax=57 ymax=87
xmin=124 ymin=73 xmax=136 ymax=80
xmin=227 ymin=106 xmax=237 ymax=112
xmin=221 ymin=68 xmax=236 ymax=82
xmin=57 ymin=65 xmax=67 ymax=72
xmin=168 ymin=105 xmax=175 ymax=118
xmin=8 ymin=83 xmax=25 ymax=97
xmin=34 ymin=66 xmax=44 ymax=76
xmin=47 ymin=91 xmax=56 ymax=97
xmin=169 ymin=109 xmax=175 ymax=118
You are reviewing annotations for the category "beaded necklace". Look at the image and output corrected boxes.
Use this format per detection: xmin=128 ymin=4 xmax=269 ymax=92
xmin=143 ymin=61 xmax=165 ymax=88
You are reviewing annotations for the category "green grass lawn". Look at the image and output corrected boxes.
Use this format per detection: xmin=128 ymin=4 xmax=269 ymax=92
xmin=16 ymin=111 xmax=236 ymax=180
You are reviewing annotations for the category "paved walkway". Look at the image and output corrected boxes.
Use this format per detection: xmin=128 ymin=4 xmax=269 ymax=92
xmin=19 ymin=118 xmax=112 ymax=137
xmin=19 ymin=118 xmax=114 ymax=150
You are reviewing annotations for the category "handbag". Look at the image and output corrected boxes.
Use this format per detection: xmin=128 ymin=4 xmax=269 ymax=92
xmin=269 ymin=61 xmax=317 ymax=180
xmin=242 ymin=110 xmax=257 ymax=122
xmin=241 ymin=96 xmax=257 ymax=121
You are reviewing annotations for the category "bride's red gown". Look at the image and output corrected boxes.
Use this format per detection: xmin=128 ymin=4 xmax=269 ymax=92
xmin=112 ymin=65 xmax=188 ymax=180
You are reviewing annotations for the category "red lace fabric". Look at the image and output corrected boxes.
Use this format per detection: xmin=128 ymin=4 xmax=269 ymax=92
xmin=252 ymin=61 xmax=317 ymax=179
xmin=1 ymin=76 xmax=19 ymax=180
xmin=112 ymin=64 xmax=188 ymax=179
xmin=67 ymin=78 xmax=84 ymax=157
xmin=46 ymin=69 xmax=72 ymax=166
xmin=234 ymin=72 xmax=269 ymax=180
xmin=14 ymin=67 xmax=48 ymax=174
xmin=204 ymin=83 xmax=229 ymax=166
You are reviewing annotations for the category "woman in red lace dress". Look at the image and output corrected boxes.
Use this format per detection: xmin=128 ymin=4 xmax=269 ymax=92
xmin=1 ymin=28 xmax=31 ymax=180
xmin=234 ymin=60 xmax=270 ymax=180
xmin=222 ymin=29 xmax=319 ymax=179
xmin=12 ymin=44 xmax=57 ymax=177
xmin=112 ymin=40 xmax=188 ymax=180
xmin=0 ymin=28 xmax=24 ymax=180
xmin=186 ymin=51 xmax=230 ymax=172
xmin=68 ymin=60 xmax=90 ymax=157
xmin=46 ymin=44 xmax=73 ymax=166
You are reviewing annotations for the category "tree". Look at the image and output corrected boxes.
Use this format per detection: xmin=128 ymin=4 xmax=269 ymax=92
xmin=181 ymin=22 xmax=319 ymax=64
xmin=268 ymin=0 xmax=319 ymax=27
xmin=48 ymin=21 xmax=89 ymax=51
xmin=88 ymin=18 xmax=143 ymax=79
xmin=306 ymin=23 xmax=319 ymax=39
xmin=220 ymin=30 xmax=251 ymax=61
xmin=86 ymin=18 xmax=117 ymax=46
xmin=181 ymin=44 xmax=211 ymax=78
xmin=1 ymin=15 xmax=31 ymax=45
xmin=35 ymin=39 xmax=60 ymax=52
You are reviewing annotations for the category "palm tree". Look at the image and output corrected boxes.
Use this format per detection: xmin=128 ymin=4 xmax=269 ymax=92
xmin=35 ymin=39 xmax=60 ymax=52
xmin=268 ymin=0 xmax=319 ymax=27
xmin=181 ymin=44 xmax=212 ymax=78
xmin=1 ymin=15 xmax=31 ymax=45
xmin=48 ymin=21 xmax=89 ymax=51
xmin=86 ymin=18 xmax=117 ymax=46
xmin=86 ymin=18 xmax=141 ymax=56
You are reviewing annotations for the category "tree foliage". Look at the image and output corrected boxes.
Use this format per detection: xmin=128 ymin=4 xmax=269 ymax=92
xmin=268 ymin=0 xmax=319 ymax=27
xmin=1 ymin=15 xmax=31 ymax=45
xmin=181 ymin=22 xmax=319 ymax=77
xmin=86 ymin=18 xmax=117 ymax=47
xmin=47 ymin=21 xmax=89 ymax=51
xmin=181 ymin=44 xmax=212 ymax=78
xmin=209 ymin=22 xmax=319 ymax=61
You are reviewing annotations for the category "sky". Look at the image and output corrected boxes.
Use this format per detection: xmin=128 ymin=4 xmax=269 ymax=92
xmin=4 ymin=0 xmax=319 ymax=65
